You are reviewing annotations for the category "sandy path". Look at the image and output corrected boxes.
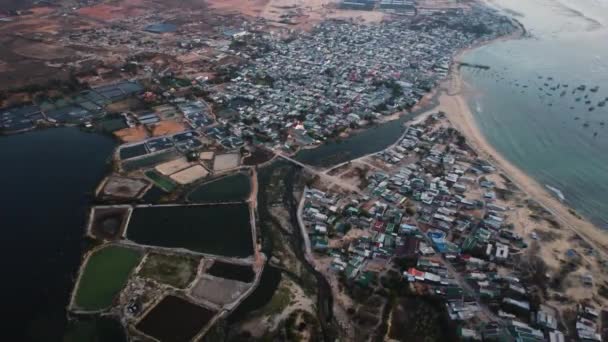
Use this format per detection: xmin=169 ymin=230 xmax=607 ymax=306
xmin=436 ymin=71 xmax=608 ymax=258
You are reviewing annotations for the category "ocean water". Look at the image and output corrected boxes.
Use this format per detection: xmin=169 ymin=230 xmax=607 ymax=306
xmin=461 ymin=0 xmax=608 ymax=228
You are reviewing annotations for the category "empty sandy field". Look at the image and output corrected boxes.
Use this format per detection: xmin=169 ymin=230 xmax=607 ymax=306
xmin=213 ymin=153 xmax=240 ymax=172
xmin=190 ymin=275 xmax=250 ymax=305
xmin=170 ymin=164 xmax=209 ymax=184
xmin=155 ymin=157 xmax=191 ymax=175
xmin=114 ymin=126 xmax=149 ymax=143
xmin=151 ymin=121 xmax=187 ymax=136
xmin=100 ymin=175 xmax=150 ymax=199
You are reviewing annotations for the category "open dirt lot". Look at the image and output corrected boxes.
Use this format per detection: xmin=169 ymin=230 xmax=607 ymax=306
xmin=190 ymin=275 xmax=250 ymax=306
xmin=75 ymin=0 xmax=149 ymax=22
xmin=213 ymin=153 xmax=240 ymax=172
xmin=114 ymin=126 xmax=149 ymax=143
xmin=10 ymin=39 xmax=74 ymax=60
xmin=99 ymin=175 xmax=150 ymax=199
xmin=205 ymin=0 xmax=385 ymax=30
xmin=155 ymin=157 xmax=191 ymax=175
xmin=169 ymin=164 xmax=209 ymax=184
xmin=151 ymin=121 xmax=187 ymax=136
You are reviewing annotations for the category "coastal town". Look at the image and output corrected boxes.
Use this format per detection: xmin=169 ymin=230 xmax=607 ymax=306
xmin=299 ymin=111 xmax=608 ymax=341
xmin=1 ymin=0 xmax=607 ymax=341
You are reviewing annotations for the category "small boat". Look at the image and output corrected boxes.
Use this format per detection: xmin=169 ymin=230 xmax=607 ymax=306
xmin=589 ymin=107 xmax=595 ymax=111
xmin=590 ymin=86 xmax=599 ymax=92
xmin=578 ymin=85 xmax=586 ymax=91
xmin=597 ymin=101 xmax=605 ymax=107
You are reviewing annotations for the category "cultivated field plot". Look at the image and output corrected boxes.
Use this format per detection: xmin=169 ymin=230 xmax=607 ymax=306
xmin=89 ymin=206 xmax=131 ymax=240
xmin=136 ymin=295 xmax=216 ymax=342
xmin=99 ymin=175 xmax=150 ymax=199
xmin=126 ymin=204 xmax=254 ymax=257
xmin=169 ymin=164 xmax=209 ymax=185
xmin=138 ymin=253 xmax=200 ymax=289
xmin=190 ymin=275 xmax=251 ymax=306
xmin=187 ymin=173 xmax=251 ymax=203
xmin=73 ymin=245 xmax=142 ymax=311
xmin=213 ymin=153 xmax=240 ymax=172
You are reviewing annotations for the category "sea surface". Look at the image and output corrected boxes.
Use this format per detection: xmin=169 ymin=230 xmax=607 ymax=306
xmin=0 ymin=128 xmax=115 ymax=341
xmin=461 ymin=0 xmax=608 ymax=228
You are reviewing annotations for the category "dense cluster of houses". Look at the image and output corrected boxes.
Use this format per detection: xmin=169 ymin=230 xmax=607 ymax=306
xmin=301 ymin=115 xmax=603 ymax=341
xmin=206 ymin=9 xmax=515 ymax=150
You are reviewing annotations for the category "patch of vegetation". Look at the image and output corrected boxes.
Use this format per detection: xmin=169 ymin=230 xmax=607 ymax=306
xmin=535 ymin=230 xmax=562 ymax=242
xmin=144 ymin=170 xmax=176 ymax=192
xmin=568 ymin=208 xmax=582 ymax=219
xmin=388 ymin=297 xmax=454 ymax=341
xmin=280 ymin=310 xmax=321 ymax=342
xmin=138 ymin=253 xmax=199 ymax=288
xmin=598 ymin=283 xmax=608 ymax=300
xmin=74 ymin=245 xmax=142 ymax=311
xmin=260 ymin=279 xmax=294 ymax=316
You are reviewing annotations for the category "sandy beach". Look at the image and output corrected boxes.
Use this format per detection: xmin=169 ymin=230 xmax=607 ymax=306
xmin=435 ymin=68 xmax=608 ymax=258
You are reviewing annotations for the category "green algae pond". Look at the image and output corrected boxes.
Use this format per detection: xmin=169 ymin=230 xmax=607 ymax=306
xmin=73 ymin=245 xmax=142 ymax=311
xmin=187 ymin=173 xmax=251 ymax=203
xmin=126 ymin=204 xmax=254 ymax=257
xmin=144 ymin=170 xmax=176 ymax=192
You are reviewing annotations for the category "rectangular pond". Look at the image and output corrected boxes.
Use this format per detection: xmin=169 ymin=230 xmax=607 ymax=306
xmin=136 ymin=295 xmax=214 ymax=342
xmin=126 ymin=204 xmax=254 ymax=258
xmin=187 ymin=173 xmax=251 ymax=203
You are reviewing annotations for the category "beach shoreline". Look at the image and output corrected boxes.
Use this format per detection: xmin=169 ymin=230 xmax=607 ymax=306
xmin=435 ymin=64 xmax=608 ymax=257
